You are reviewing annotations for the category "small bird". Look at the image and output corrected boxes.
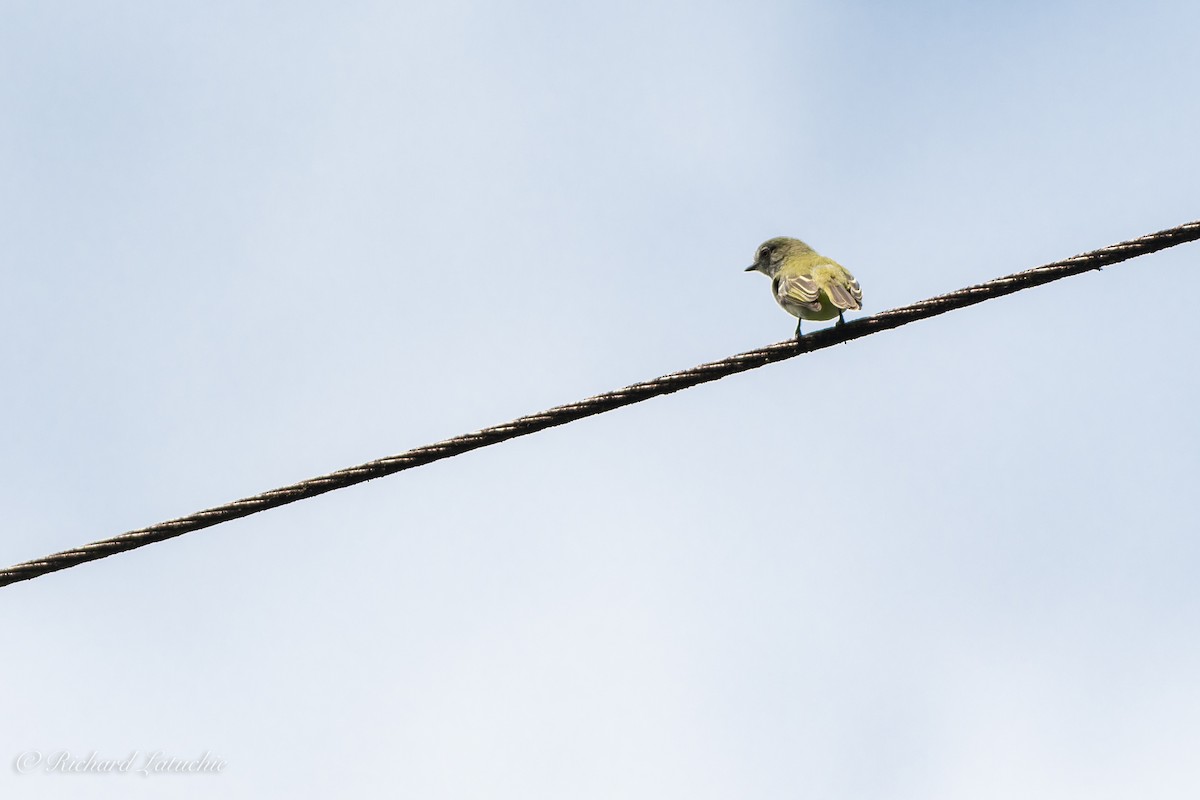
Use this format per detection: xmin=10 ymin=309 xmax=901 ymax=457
xmin=745 ymin=237 xmax=863 ymax=337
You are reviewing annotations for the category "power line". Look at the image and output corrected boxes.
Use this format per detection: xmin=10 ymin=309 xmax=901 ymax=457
xmin=3 ymin=220 xmax=1198 ymax=589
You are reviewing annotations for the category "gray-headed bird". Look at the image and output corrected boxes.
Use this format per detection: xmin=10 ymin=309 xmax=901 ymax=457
xmin=745 ymin=237 xmax=863 ymax=338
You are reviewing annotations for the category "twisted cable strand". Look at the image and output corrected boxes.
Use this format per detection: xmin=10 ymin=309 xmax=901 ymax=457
xmin=3 ymin=220 xmax=1198 ymax=588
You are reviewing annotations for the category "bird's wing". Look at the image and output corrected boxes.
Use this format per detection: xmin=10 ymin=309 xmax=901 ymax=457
xmin=825 ymin=273 xmax=863 ymax=311
xmin=773 ymin=272 xmax=823 ymax=312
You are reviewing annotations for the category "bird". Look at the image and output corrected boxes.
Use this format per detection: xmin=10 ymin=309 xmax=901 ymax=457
xmin=745 ymin=237 xmax=863 ymax=338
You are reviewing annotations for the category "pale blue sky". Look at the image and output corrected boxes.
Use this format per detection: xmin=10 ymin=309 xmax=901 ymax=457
xmin=3 ymin=1 xmax=1199 ymax=797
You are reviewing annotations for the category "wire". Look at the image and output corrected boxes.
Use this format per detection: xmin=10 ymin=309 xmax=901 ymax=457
xmin=3 ymin=220 xmax=1198 ymax=588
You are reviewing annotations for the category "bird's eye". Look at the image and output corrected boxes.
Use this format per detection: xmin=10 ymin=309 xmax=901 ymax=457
xmin=759 ymin=246 xmax=772 ymax=261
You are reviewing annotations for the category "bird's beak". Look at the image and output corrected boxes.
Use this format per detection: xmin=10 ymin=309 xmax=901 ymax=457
xmin=744 ymin=264 xmax=758 ymax=272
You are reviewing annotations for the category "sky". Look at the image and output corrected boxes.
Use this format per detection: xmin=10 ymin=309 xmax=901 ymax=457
xmin=2 ymin=0 xmax=1199 ymax=797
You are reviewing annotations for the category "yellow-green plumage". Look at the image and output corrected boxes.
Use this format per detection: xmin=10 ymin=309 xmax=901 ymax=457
xmin=744 ymin=237 xmax=863 ymax=337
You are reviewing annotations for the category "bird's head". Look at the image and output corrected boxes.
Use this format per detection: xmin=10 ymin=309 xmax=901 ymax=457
xmin=744 ymin=237 xmax=814 ymax=277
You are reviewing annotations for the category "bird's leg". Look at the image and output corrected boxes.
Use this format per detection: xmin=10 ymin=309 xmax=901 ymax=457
xmin=794 ymin=319 xmax=803 ymax=338
xmin=837 ymin=311 xmax=845 ymax=327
